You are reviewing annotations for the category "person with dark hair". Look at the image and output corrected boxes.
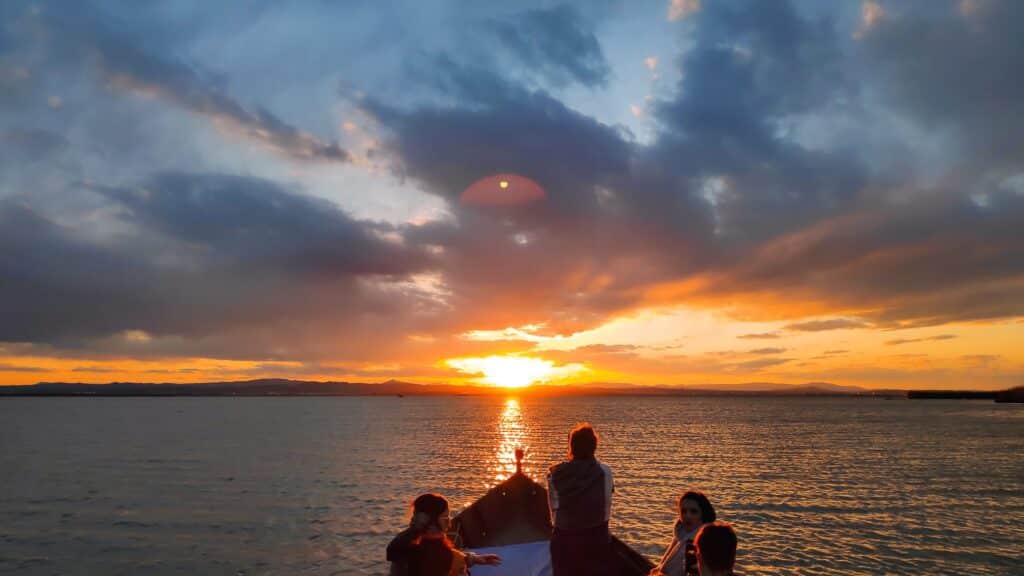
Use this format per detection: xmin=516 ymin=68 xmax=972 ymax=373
xmin=650 ymin=491 xmax=717 ymax=576
xmin=547 ymin=423 xmax=614 ymax=576
xmin=386 ymin=493 xmax=500 ymax=576
xmin=693 ymin=522 xmax=736 ymax=576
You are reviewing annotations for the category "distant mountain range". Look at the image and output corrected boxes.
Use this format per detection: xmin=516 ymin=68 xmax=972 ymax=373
xmin=6 ymin=378 xmax=1017 ymax=401
xmin=0 ymin=378 xmax=902 ymax=397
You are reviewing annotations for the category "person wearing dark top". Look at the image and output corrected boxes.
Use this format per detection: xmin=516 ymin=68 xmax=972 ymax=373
xmin=693 ymin=522 xmax=737 ymax=576
xmin=386 ymin=493 xmax=500 ymax=576
xmin=547 ymin=423 xmax=614 ymax=576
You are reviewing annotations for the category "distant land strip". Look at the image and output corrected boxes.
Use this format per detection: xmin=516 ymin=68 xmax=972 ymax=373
xmin=0 ymin=379 xmax=1020 ymax=402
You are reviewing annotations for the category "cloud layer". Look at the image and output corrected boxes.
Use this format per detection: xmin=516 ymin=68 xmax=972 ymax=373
xmin=1 ymin=0 xmax=1022 ymax=385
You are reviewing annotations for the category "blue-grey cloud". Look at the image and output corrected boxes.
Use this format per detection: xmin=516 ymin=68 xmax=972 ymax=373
xmin=365 ymin=58 xmax=715 ymax=332
xmin=362 ymin=0 xmax=1024 ymax=333
xmin=651 ymin=0 xmax=864 ymax=242
xmin=8 ymin=1 xmax=347 ymax=164
xmin=707 ymin=187 xmax=1024 ymax=327
xmin=0 ymin=174 xmax=434 ymax=351
xmin=2 ymin=0 xmax=1023 ymax=365
xmin=492 ymin=4 xmax=611 ymax=88
xmin=864 ymin=0 xmax=1024 ymax=171
xmin=97 ymin=173 xmax=420 ymax=277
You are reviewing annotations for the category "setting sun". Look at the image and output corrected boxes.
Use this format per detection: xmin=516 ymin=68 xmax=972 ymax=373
xmin=445 ymin=355 xmax=577 ymax=388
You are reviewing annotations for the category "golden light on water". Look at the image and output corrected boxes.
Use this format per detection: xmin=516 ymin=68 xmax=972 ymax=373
xmin=493 ymin=397 xmax=528 ymax=482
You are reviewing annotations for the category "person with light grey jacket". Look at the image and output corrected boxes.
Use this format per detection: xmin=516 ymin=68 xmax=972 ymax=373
xmin=547 ymin=422 xmax=614 ymax=576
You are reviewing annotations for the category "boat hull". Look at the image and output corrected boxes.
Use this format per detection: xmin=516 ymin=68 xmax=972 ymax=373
xmin=451 ymin=473 xmax=654 ymax=576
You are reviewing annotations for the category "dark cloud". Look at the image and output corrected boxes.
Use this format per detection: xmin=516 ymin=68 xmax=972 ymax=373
xmin=733 ymin=357 xmax=791 ymax=371
xmin=566 ymin=344 xmax=643 ymax=355
xmin=696 ymin=189 xmax=1024 ymax=326
xmin=1 ymin=129 xmax=68 ymax=160
xmin=864 ymin=1 xmax=1024 ymax=171
xmin=13 ymin=2 xmax=347 ymax=164
xmin=885 ymin=334 xmax=958 ymax=346
xmin=748 ymin=347 xmax=786 ymax=355
xmin=650 ymin=0 xmax=864 ymax=242
xmin=0 ymin=174 xmax=434 ymax=351
xmin=97 ymin=173 xmax=423 ymax=278
xmin=142 ymin=368 xmax=202 ymax=375
xmin=0 ymin=363 xmax=46 ymax=372
xmin=960 ymin=354 xmax=1000 ymax=365
xmin=368 ymin=58 xmax=631 ymax=208
xmin=2 ymin=0 xmax=1023 ymax=374
xmin=637 ymin=1 xmax=1024 ymax=327
xmin=659 ymin=0 xmax=847 ymax=134
xmin=492 ymin=4 xmax=610 ymax=88
xmin=785 ymin=318 xmax=870 ymax=332
xmin=364 ymin=0 xmax=1024 ymax=337
xmin=738 ymin=332 xmax=780 ymax=339
xmin=366 ymin=58 xmax=713 ymax=332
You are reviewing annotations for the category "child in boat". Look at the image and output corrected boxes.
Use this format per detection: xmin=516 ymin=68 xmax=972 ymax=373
xmin=386 ymin=493 xmax=501 ymax=576
xmin=547 ymin=423 xmax=615 ymax=576
xmin=650 ymin=490 xmax=717 ymax=576
xmin=693 ymin=522 xmax=737 ymax=576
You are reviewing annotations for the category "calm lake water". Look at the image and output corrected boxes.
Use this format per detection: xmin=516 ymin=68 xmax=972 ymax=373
xmin=1 ymin=396 xmax=1022 ymax=575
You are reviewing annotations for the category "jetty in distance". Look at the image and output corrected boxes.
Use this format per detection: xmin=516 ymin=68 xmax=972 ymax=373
xmin=1 ymin=379 xmax=1020 ymax=402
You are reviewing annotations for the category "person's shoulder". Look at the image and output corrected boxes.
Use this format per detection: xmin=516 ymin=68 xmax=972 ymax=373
xmin=597 ymin=459 xmax=613 ymax=474
xmin=386 ymin=527 xmax=422 ymax=558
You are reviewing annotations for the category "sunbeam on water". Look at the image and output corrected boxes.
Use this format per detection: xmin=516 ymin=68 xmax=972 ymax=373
xmin=493 ymin=397 xmax=530 ymax=483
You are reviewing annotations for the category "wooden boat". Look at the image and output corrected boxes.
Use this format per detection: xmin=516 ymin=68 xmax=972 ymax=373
xmin=450 ymin=450 xmax=654 ymax=575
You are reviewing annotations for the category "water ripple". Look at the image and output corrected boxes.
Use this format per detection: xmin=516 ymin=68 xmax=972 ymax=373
xmin=0 ymin=396 xmax=1021 ymax=575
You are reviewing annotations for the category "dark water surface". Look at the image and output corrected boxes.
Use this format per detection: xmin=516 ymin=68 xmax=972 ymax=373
xmin=1 ymin=396 xmax=1021 ymax=575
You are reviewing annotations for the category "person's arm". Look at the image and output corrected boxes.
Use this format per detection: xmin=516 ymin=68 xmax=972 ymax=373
xmin=653 ymin=537 xmax=680 ymax=573
xmin=547 ymin=471 xmax=559 ymax=525
xmin=466 ymin=552 xmax=502 ymax=567
xmin=600 ymin=461 xmax=614 ymax=522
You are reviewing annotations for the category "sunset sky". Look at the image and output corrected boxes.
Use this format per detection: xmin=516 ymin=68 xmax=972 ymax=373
xmin=1 ymin=0 xmax=1022 ymax=390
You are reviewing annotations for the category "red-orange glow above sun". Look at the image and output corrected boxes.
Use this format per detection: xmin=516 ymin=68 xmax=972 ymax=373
xmin=460 ymin=173 xmax=546 ymax=207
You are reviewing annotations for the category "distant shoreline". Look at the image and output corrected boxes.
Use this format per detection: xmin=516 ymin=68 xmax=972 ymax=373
xmin=1 ymin=378 xmax=1019 ymax=402
xmin=0 ymin=391 xmax=907 ymax=397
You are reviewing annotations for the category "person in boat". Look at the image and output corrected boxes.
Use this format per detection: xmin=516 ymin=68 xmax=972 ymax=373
xmin=386 ymin=493 xmax=501 ymax=576
xmin=547 ymin=422 xmax=614 ymax=576
xmin=650 ymin=490 xmax=717 ymax=576
xmin=693 ymin=522 xmax=737 ymax=576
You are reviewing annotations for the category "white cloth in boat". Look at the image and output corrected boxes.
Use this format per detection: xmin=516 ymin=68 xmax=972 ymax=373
xmin=466 ymin=540 xmax=552 ymax=576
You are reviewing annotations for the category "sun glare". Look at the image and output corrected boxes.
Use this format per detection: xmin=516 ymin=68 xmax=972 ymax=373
xmin=446 ymin=355 xmax=559 ymax=388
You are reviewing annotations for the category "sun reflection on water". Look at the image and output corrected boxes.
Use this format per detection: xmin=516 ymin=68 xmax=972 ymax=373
xmin=493 ymin=397 xmax=530 ymax=483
